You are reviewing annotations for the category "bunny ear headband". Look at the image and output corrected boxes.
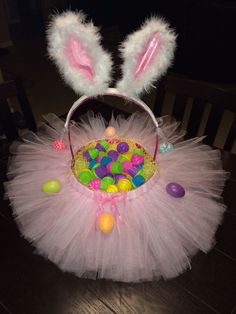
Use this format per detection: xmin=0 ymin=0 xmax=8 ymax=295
xmin=47 ymin=11 xmax=176 ymax=129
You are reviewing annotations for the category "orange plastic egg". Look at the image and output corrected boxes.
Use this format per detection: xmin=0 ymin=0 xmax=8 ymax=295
xmin=97 ymin=212 xmax=114 ymax=234
xmin=105 ymin=126 xmax=116 ymax=137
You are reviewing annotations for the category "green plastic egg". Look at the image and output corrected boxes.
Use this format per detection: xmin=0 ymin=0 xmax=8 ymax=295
xmin=88 ymin=148 xmax=99 ymax=159
xmin=42 ymin=179 xmax=62 ymax=193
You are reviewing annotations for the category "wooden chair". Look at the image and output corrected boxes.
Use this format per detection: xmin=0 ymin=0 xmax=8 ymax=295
xmin=0 ymin=77 xmax=37 ymax=141
xmin=153 ymin=75 xmax=236 ymax=152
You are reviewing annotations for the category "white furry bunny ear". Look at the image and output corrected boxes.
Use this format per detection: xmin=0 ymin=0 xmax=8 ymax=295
xmin=47 ymin=11 xmax=113 ymax=96
xmin=116 ymin=17 xmax=176 ymax=97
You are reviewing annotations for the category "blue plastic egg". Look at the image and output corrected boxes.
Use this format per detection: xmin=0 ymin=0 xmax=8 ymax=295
xmin=159 ymin=143 xmax=174 ymax=153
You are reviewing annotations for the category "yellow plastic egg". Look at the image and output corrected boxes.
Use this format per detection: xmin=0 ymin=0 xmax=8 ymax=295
xmin=117 ymin=178 xmax=132 ymax=192
xmin=106 ymin=184 xmax=118 ymax=193
xmin=122 ymin=152 xmax=132 ymax=160
xmin=105 ymin=126 xmax=116 ymax=137
xmin=97 ymin=212 xmax=114 ymax=234
xmin=42 ymin=179 xmax=62 ymax=193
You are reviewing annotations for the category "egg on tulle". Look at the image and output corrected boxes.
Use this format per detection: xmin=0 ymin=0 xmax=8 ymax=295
xmin=166 ymin=182 xmax=185 ymax=198
xmin=159 ymin=142 xmax=174 ymax=153
xmin=42 ymin=179 xmax=62 ymax=193
xmin=97 ymin=212 xmax=114 ymax=233
xmin=105 ymin=126 xmax=116 ymax=137
xmin=52 ymin=140 xmax=66 ymax=150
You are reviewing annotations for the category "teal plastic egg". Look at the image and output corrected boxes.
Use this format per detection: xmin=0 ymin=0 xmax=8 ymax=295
xmin=42 ymin=179 xmax=62 ymax=193
xmin=159 ymin=142 xmax=174 ymax=153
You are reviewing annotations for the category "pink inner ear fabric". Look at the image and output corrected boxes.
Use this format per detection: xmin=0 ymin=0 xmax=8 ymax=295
xmin=134 ymin=32 xmax=161 ymax=78
xmin=64 ymin=35 xmax=94 ymax=80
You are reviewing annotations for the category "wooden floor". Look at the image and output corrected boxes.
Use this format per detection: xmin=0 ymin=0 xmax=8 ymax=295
xmin=0 ymin=141 xmax=236 ymax=314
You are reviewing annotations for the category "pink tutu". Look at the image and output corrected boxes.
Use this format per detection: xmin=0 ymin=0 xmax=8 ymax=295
xmin=5 ymin=112 xmax=227 ymax=282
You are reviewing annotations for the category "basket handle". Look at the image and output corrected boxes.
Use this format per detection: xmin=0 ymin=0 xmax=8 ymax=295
xmin=64 ymin=88 xmax=159 ymax=160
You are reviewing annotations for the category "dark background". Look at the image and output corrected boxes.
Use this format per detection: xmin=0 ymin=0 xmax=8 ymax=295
xmin=12 ymin=0 xmax=236 ymax=83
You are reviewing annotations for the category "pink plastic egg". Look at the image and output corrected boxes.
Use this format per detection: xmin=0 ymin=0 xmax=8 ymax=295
xmin=52 ymin=140 xmax=66 ymax=150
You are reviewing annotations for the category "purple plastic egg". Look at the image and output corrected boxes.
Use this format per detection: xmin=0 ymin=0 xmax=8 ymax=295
xmin=114 ymin=174 xmax=126 ymax=183
xmin=108 ymin=150 xmax=119 ymax=161
xmin=128 ymin=166 xmax=140 ymax=177
xmin=83 ymin=151 xmax=92 ymax=161
xmin=117 ymin=142 xmax=129 ymax=154
xmin=94 ymin=165 xmax=108 ymax=178
xmin=95 ymin=143 xmax=106 ymax=152
xmin=166 ymin=182 xmax=185 ymax=198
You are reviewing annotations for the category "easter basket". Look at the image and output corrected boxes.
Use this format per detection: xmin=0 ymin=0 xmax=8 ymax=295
xmin=5 ymin=11 xmax=227 ymax=282
xmin=63 ymin=88 xmax=159 ymax=233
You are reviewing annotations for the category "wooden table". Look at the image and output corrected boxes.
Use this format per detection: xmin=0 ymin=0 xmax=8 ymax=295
xmin=0 ymin=113 xmax=235 ymax=314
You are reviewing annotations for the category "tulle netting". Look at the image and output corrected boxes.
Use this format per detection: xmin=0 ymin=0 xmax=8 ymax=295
xmin=5 ymin=112 xmax=228 ymax=282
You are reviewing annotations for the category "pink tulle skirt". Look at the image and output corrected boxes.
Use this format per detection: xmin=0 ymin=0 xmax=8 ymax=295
xmin=5 ymin=113 xmax=227 ymax=282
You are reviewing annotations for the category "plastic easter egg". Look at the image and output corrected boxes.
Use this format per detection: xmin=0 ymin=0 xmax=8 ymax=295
xmin=89 ymin=160 xmax=97 ymax=169
xmin=117 ymin=178 xmax=132 ymax=192
xmin=96 ymin=155 xmax=103 ymax=163
xmin=117 ymin=142 xmax=129 ymax=154
xmin=110 ymin=161 xmax=122 ymax=174
xmin=105 ymin=126 xmax=116 ymax=137
xmin=95 ymin=143 xmax=106 ymax=152
xmin=52 ymin=140 xmax=66 ymax=150
xmin=100 ymin=139 xmax=110 ymax=150
xmin=122 ymin=152 xmax=132 ymax=161
xmin=159 ymin=143 xmax=174 ymax=154
xmin=83 ymin=151 xmax=92 ymax=161
xmin=166 ymin=182 xmax=185 ymax=198
xmin=99 ymin=151 xmax=107 ymax=157
xmin=108 ymin=150 xmax=119 ymax=161
xmin=42 ymin=179 xmax=62 ymax=193
xmin=101 ymin=156 xmax=112 ymax=166
xmin=128 ymin=166 xmax=140 ymax=177
xmin=94 ymin=165 xmax=108 ymax=178
xmin=131 ymin=154 xmax=144 ymax=166
xmin=118 ymin=155 xmax=128 ymax=163
xmin=106 ymin=184 xmax=118 ymax=193
xmin=79 ymin=169 xmax=95 ymax=184
xmin=122 ymin=160 xmax=133 ymax=172
xmin=132 ymin=175 xmax=145 ymax=187
xmin=88 ymin=148 xmax=99 ymax=159
xmin=97 ymin=212 xmax=114 ymax=234
xmin=88 ymin=178 xmax=101 ymax=190
xmin=114 ymin=174 xmax=126 ymax=183
xmin=137 ymin=168 xmax=145 ymax=178
xmin=133 ymin=147 xmax=144 ymax=155
xmin=100 ymin=176 xmax=115 ymax=190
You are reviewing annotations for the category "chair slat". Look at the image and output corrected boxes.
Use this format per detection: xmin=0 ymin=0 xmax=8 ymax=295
xmin=224 ymin=115 xmax=236 ymax=151
xmin=204 ymin=104 xmax=224 ymax=146
xmin=166 ymin=76 xmax=236 ymax=111
xmin=187 ymin=98 xmax=206 ymax=138
xmin=152 ymin=75 xmax=236 ymax=152
xmin=0 ymin=80 xmax=18 ymax=99
xmin=0 ymin=99 xmax=19 ymax=140
xmin=15 ymin=78 xmax=37 ymax=132
xmin=172 ymin=94 xmax=188 ymax=122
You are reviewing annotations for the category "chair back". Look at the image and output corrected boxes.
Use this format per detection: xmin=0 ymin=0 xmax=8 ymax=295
xmin=153 ymin=75 xmax=236 ymax=152
xmin=0 ymin=78 xmax=36 ymax=141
